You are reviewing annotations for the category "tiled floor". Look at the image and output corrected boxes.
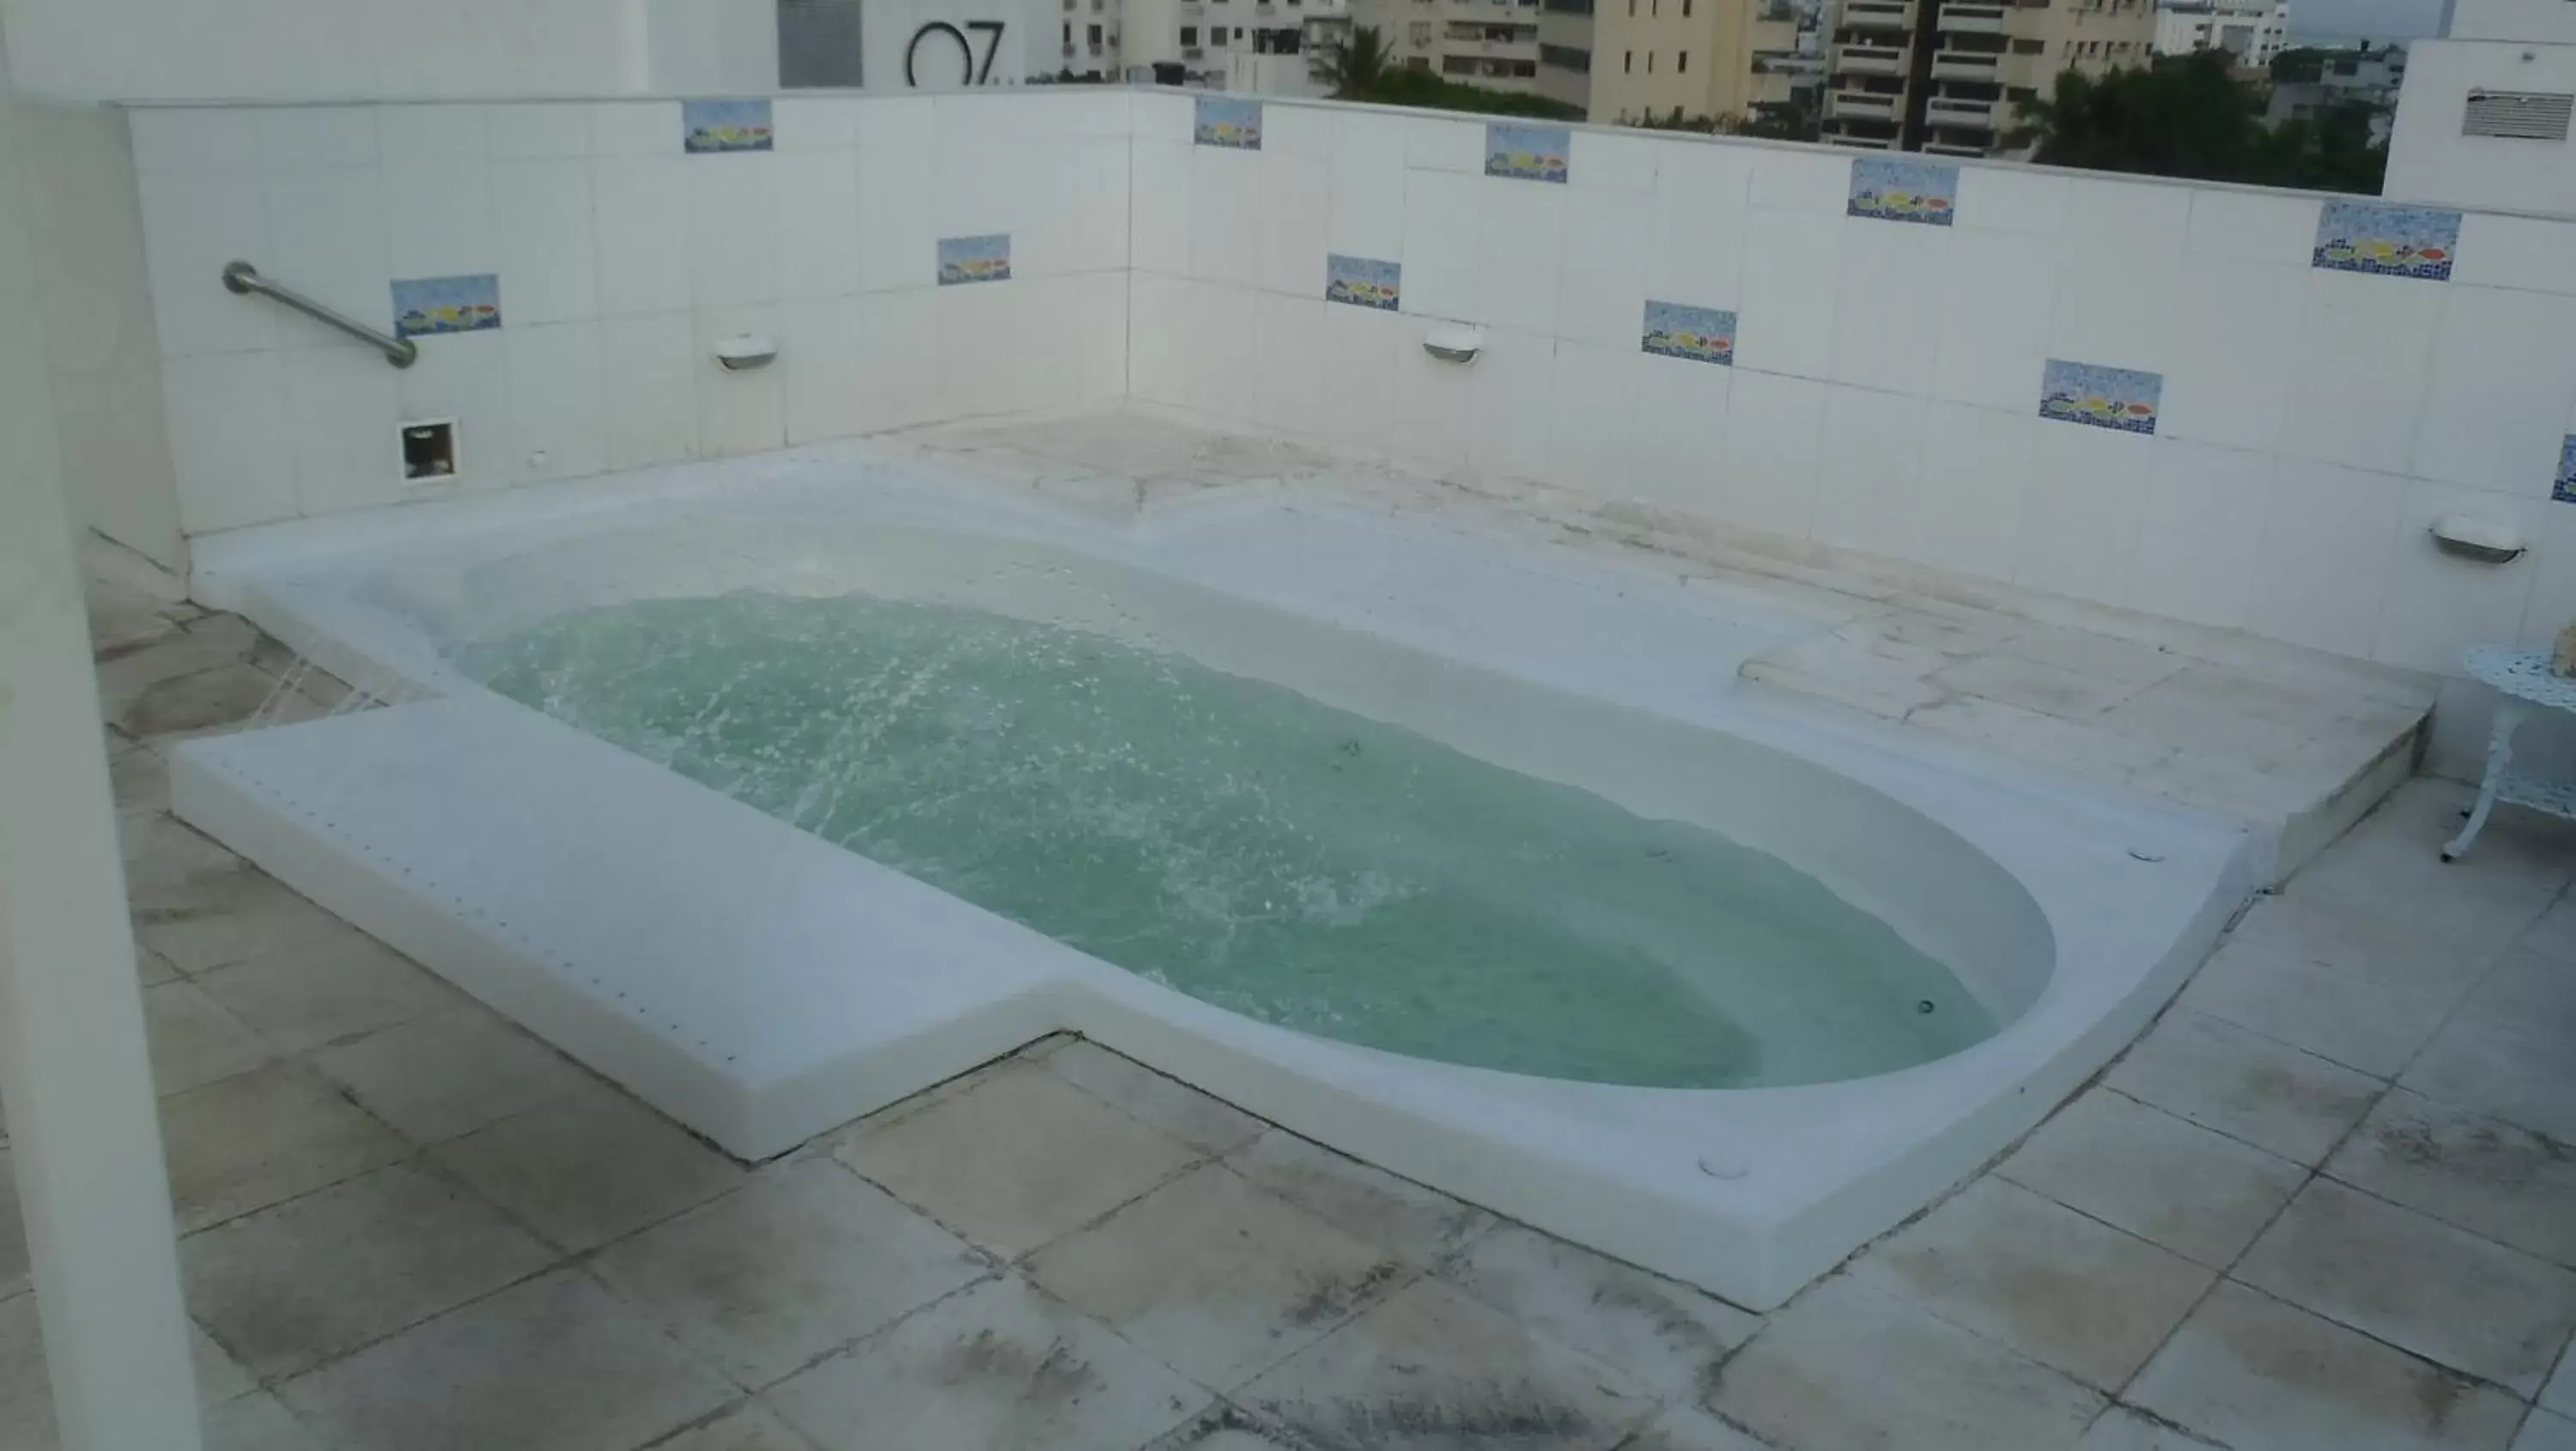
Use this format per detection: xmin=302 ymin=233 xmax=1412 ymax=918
xmin=22 ymin=574 xmax=2576 ymax=1451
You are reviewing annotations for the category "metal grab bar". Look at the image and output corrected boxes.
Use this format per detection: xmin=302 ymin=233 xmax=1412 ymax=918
xmin=220 ymin=261 xmax=417 ymax=368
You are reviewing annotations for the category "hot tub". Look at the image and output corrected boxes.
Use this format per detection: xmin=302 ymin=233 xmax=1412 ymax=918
xmin=171 ymin=437 xmax=2256 ymax=1309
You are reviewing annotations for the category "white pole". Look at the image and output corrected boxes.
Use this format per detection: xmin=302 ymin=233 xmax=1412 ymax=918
xmin=0 ymin=64 xmax=206 ymax=1451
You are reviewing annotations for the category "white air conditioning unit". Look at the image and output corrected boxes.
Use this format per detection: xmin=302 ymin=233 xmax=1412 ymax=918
xmin=2463 ymin=89 xmax=2574 ymax=141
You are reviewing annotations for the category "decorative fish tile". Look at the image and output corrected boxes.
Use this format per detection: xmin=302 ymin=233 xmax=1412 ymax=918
xmin=1485 ymin=123 xmax=1570 ymax=183
xmin=391 ymin=274 xmax=501 ymax=339
xmin=2038 ymin=358 xmax=2160 ymax=434
xmin=938 ymin=234 xmax=1012 ymax=286
xmin=1325 ymin=253 xmax=1400 ymax=310
xmin=1641 ymin=301 xmax=1735 ymax=366
xmin=1195 ymin=96 xmax=1262 ymax=149
xmin=2311 ymin=199 xmax=2459 ymax=281
xmin=1848 ymin=156 xmax=1957 ymax=227
xmin=2555 ymin=435 xmax=2576 ymax=505
xmin=683 ymin=99 xmax=775 ymax=154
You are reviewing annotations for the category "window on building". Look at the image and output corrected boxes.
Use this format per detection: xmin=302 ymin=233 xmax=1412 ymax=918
xmin=1683 ymin=0 xmax=1691 ymax=14
xmin=1087 ymin=21 xmax=1103 ymax=40
xmin=1645 ymin=48 xmax=1653 ymax=70
xmin=1624 ymin=47 xmax=1632 ymax=70
xmin=2010 ymin=36 xmax=2040 ymax=50
xmin=1443 ymin=52 xmax=1476 ymax=70
xmin=1540 ymin=40 xmax=1592 ymax=69
xmin=1062 ymin=19 xmax=1071 ymax=41
xmin=1650 ymin=0 xmax=1657 ymax=15
xmin=1411 ymin=20 xmax=1433 ymax=41
xmin=1676 ymin=48 xmax=1686 ymax=70
xmin=1180 ymin=24 xmax=1197 ymax=42
xmin=1210 ymin=27 xmax=1225 ymax=44
xmin=1510 ymin=58 xmax=1536 ymax=73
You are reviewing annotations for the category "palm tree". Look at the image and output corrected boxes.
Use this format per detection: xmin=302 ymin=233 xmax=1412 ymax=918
xmin=1317 ymin=24 xmax=1389 ymax=99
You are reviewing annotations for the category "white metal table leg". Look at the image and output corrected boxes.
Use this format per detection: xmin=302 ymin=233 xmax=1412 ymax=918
xmin=2445 ymin=701 xmax=2530 ymax=861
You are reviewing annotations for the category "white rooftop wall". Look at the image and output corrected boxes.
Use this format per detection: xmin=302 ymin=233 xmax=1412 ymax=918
xmin=2385 ymin=39 xmax=2576 ymax=216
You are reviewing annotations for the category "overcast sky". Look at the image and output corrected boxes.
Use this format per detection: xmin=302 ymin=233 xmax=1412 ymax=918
xmin=2287 ymin=0 xmax=2446 ymax=41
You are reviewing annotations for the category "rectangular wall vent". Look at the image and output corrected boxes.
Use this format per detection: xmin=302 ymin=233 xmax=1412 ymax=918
xmin=2463 ymin=90 xmax=2574 ymax=141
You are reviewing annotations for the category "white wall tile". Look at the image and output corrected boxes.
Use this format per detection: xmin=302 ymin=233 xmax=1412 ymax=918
xmin=695 ymin=303 xmax=787 ymax=455
xmin=256 ymin=106 xmax=377 ymax=170
xmin=1911 ymin=401 xmax=2033 ymax=583
xmin=2014 ymin=421 xmax=2152 ymax=607
xmin=935 ymin=140 xmax=1012 ymax=240
xmin=1025 ymin=90 xmax=1128 ymax=140
xmin=1646 ymin=142 xmax=1752 ymax=309
xmin=782 ymin=292 xmax=865 ymax=443
xmin=855 ymin=94 xmax=934 ymax=162
xmin=1812 ymin=386 xmax=1929 ymax=562
xmin=1571 ymin=131 xmax=1658 ymax=193
xmin=141 ymin=172 xmax=278 ymax=355
xmin=501 ymin=320 xmax=606 ymax=482
xmin=1187 ymin=281 xmax=1260 ymax=424
xmin=396 ymin=329 xmax=511 ymax=487
xmin=1717 ymin=367 xmax=1824 ymax=539
xmin=935 ymin=282 xmax=1018 ymax=421
xmin=1128 ymin=273 xmax=1193 ymax=406
xmin=486 ymin=103 xmax=590 ymax=160
xmin=2451 ymin=213 xmax=2576 ymax=296
xmin=1020 ymin=138 xmax=1126 ymax=277
xmin=775 ymin=151 xmax=862 ymax=300
xmin=384 ymin=159 xmax=495 ymax=282
xmin=685 ymin=155 xmax=782 ymax=308
xmin=1255 ymin=291 xmax=1328 ymax=439
xmin=1467 ymin=328 xmax=1553 ymax=481
xmin=131 ymin=106 xmax=258 ymax=173
xmin=263 ymin=166 xmax=390 ymax=325
xmin=854 ymin=288 xmax=945 ymax=433
xmin=1402 ymin=168 xmax=1482 ymax=321
xmin=2157 ymin=260 xmax=2301 ymax=452
xmin=2046 ymin=239 xmax=2182 ymax=373
xmin=1130 ymin=140 xmax=1194 ymax=276
xmin=378 ymin=106 xmax=489 ymax=165
xmin=1541 ymin=342 xmax=1635 ymax=496
xmin=491 ymin=159 xmax=598 ymax=325
xmin=1829 ymin=222 xmax=1948 ymax=396
xmin=2125 ymin=439 xmax=2273 ymax=630
xmin=164 ymin=351 xmax=297 ymax=531
xmin=857 ymin=140 xmax=936 ymax=293
xmin=2374 ymin=480 xmax=2543 ymax=671
xmin=1628 ymin=351 xmax=1731 ymax=516
xmin=1407 ymin=116 xmax=1486 ymax=173
xmin=1555 ymin=187 xmax=1648 ymax=349
xmin=1013 ymin=274 xmax=1088 ymax=414
xmin=2277 ymin=269 xmax=2441 ymax=472
xmin=590 ymin=101 xmax=677 ymax=156
xmin=2411 ymin=285 xmax=2576 ymax=494
xmin=592 ymin=156 xmax=692 ymax=314
xmin=1953 ymin=165 xmax=2068 ymax=234
xmin=1748 ymin=147 xmax=1848 ymax=213
xmin=598 ymin=311 xmax=697 ymax=470
xmin=1477 ymin=178 xmax=1564 ymax=335
xmin=2519 ymin=501 xmax=2576 ymax=641
xmin=1328 ymin=112 xmax=1407 ymax=259
xmin=2062 ymin=177 xmax=2190 ymax=258
xmin=1931 ymin=231 xmax=2055 ymax=414
xmin=1189 ymin=146 xmax=1263 ymax=288
xmin=2243 ymin=457 xmax=2408 ymax=657
xmin=1255 ymin=153 xmax=1329 ymax=299
xmin=1263 ymin=101 xmax=1333 ymax=157
xmin=2183 ymin=188 xmax=2317 ymax=264
xmin=281 ymin=345 xmax=402 ymax=516
xmin=934 ymin=91 xmax=1017 ymax=150
xmin=1735 ymin=209 xmax=1840 ymax=379
xmin=773 ymin=96 xmax=861 ymax=150
xmin=1393 ymin=314 xmax=1475 ymax=471
xmin=1131 ymin=93 xmax=1194 ymax=146
xmin=1321 ymin=302 xmax=1402 ymax=458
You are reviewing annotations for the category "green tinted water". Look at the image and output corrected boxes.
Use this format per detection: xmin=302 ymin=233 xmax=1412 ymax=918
xmin=453 ymin=591 xmax=1995 ymax=1088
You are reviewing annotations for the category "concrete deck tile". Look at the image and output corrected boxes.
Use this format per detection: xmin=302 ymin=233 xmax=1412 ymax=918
xmin=307 ymin=1005 xmax=597 ymax=1145
xmin=430 ymin=1090 xmax=745 ymax=1252
xmin=649 ymin=1401 xmax=818 ymax=1451
xmin=1438 ymin=1223 xmax=1759 ymax=1402
xmin=2403 ymin=1013 xmax=2576 ymax=1147
xmin=2518 ymin=1412 xmax=2576 ymax=1451
xmin=142 ymin=980 xmax=271 ymax=1096
xmin=589 ymin=1157 xmax=987 ymax=1388
xmin=160 ymin=1062 xmax=410 ymax=1232
xmin=1225 ymin=1129 xmax=1495 ymax=1270
xmin=2178 ymin=937 xmax=2458 ymax=1078
xmin=195 ymin=929 xmax=458 ymax=1055
xmin=1042 ymin=1041 xmax=1267 ymax=1155
xmin=2326 ymin=1090 xmax=2576 ymax=1269
xmin=2000 ymin=1087 xmax=2307 ymax=1268
xmin=2105 ymin=1007 xmax=2383 ymax=1164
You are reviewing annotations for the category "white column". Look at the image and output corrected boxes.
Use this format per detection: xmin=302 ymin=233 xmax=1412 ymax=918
xmin=0 ymin=46 xmax=206 ymax=1451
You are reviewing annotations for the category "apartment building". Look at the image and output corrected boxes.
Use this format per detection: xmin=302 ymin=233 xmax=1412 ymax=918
xmin=1533 ymin=0 xmax=1801 ymax=121
xmin=1343 ymin=0 xmax=1547 ymax=92
xmin=2151 ymin=0 xmax=2288 ymax=68
xmin=1821 ymin=0 xmax=2154 ymax=154
xmin=1092 ymin=0 xmax=1344 ymax=84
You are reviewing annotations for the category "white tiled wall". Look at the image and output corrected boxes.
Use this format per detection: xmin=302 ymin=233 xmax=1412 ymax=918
xmin=129 ymin=91 xmax=1132 ymax=534
xmin=1121 ymin=89 xmax=2576 ymax=695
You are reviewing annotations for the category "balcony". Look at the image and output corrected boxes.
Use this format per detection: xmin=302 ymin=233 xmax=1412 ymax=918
xmin=1827 ymin=89 xmax=1902 ymax=119
xmin=1835 ymin=45 xmax=1905 ymax=74
xmin=1922 ymin=137 xmax=1989 ymax=155
xmin=1840 ymin=0 xmax=1914 ymax=28
xmin=1939 ymin=1 xmax=2008 ymax=30
xmin=1925 ymin=94 xmax=1998 ymax=125
xmin=1929 ymin=48 xmax=2000 ymax=78
xmin=1824 ymin=131 xmax=1899 ymax=148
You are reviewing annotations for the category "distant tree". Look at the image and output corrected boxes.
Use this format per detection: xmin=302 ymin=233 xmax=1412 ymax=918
xmin=2269 ymin=45 xmax=2327 ymax=82
xmin=1732 ymin=90 xmax=1822 ymax=142
xmin=1317 ymin=24 xmax=1391 ymax=97
xmin=2013 ymin=50 xmax=2384 ymax=192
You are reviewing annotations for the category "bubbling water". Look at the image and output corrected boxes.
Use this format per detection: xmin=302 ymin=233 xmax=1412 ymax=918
xmin=452 ymin=590 xmax=1996 ymax=1088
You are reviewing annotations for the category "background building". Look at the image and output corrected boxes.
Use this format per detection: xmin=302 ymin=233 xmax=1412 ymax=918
xmin=1535 ymin=0 xmax=1801 ymax=122
xmin=1117 ymin=0 xmax=1344 ymax=84
xmin=1341 ymin=0 xmax=1546 ymax=92
xmin=2385 ymin=0 xmax=2576 ymax=212
xmin=1820 ymin=0 xmax=2154 ymax=154
xmin=2150 ymin=0 xmax=2288 ymax=68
